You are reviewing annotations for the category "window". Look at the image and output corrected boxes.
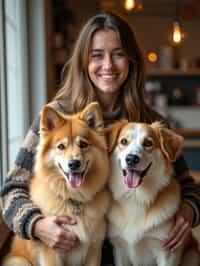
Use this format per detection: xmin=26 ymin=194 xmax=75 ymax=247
xmin=5 ymin=0 xmax=30 ymax=166
xmin=0 ymin=0 xmax=47 ymax=186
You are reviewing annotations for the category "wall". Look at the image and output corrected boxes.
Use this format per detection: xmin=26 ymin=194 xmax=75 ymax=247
xmin=66 ymin=1 xmax=200 ymax=64
xmin=126 ymin=15 xmax=200 ymax=64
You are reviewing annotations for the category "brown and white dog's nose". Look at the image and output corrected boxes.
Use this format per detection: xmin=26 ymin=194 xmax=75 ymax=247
xmin=125 ymin=154 xmax=140 ymax=166
xmin=68 ymin=159 xmax=81 ymax=171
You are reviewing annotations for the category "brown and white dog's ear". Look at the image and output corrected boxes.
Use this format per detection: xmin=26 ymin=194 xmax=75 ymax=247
xmin=79 ymin=102 xmax=104 ymax=132
xmin=106 ymin=120 xmax=128 ymax=153
xmin=156 ymin=125 xmax=184 ymax=162
xmin=40 ymin=106 xmax=65 ymax=135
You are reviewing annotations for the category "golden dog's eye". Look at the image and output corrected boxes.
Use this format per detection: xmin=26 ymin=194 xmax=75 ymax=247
xmin=143 ymin=139 xmax=153 ymax=147
xmin=57 ymin=143 xmax=65 ymax=150
xmin=120 ymin=138 xmax=128 ymax=145
xmin=78 ymin=140 xmax=89 ymax=149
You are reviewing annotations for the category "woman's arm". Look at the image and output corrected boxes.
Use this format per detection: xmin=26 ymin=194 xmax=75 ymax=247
xmin=1 ymin=116 xmax=43 ymax=239
xmin=162 ymin=154 xmax=200 ymax=251
xmin=173 ymin=155 xmax=200 ymax=226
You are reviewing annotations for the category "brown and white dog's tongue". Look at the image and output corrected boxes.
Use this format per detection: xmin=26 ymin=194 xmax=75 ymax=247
xmin=68 ymin=173 xmax=83 ymax=188
xmin=124 ymin=170 xmax=141 ymax=188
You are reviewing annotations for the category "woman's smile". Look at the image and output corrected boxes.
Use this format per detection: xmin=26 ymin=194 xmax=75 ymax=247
xmin=98 ymin=73 xmax=118 ymax=82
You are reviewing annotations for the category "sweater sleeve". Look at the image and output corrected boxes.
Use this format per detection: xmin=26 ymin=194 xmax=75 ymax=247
xmin=0 ymin=116 xmax=43 ymax=239
xmin=173 ymin=155 xmax=200 ymax=227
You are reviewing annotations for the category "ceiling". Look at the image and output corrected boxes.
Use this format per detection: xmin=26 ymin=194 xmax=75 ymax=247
xmin=132 ymin=0 xmax=200 ymax=18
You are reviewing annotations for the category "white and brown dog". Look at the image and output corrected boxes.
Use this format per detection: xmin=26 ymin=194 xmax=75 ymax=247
xmin=107 ymin=121 xmax=199 ymax=266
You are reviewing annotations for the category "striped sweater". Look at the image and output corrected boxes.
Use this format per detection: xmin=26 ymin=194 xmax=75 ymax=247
xmin=1 ymin=99 xmax=200 ymax=241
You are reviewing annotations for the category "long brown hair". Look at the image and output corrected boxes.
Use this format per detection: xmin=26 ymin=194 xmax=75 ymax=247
xmin=54 ymin=12 xmax=151 ymax=122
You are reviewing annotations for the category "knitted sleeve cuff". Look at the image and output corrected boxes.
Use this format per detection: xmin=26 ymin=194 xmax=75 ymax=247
xmin=183 ymin=199 xmax=200 ymax=227
xmin=22 ymin=210 xmax=44 ymax=240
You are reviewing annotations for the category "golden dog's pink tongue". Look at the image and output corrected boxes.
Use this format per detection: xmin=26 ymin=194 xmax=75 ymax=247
xmin=68 ymin=173 xmax=83 ymax=188
xmin=124 ymin=171 xmax=141 ymax=188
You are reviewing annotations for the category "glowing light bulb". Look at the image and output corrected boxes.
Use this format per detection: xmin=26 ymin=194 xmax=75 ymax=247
xmin=148 ymin=52 xmax=158 ymax=63
xmin=169 ymin=20 xmax=186 ymax=46
xmin=124 ymin=0 xmax=135 ymax=11
xmin=173 ymin=24 xmax=182 ymax=44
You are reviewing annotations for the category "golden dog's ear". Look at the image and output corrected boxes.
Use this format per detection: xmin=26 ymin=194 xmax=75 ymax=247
xmin=40 ymin=106 xmax=65 ymax=134
xmin=79 ymin=102 xmax=104 ymax=132
xmin=157 ymin=126 xmax=184 ymax=162
xmin=106 ymin=120 xmax=128 ymax=153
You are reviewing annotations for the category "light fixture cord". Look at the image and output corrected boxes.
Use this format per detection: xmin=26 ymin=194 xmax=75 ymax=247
xmin=176 ymin=0 xmax=180 ymax=20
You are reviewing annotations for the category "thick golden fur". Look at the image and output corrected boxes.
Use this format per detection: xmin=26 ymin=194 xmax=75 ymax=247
xmin=107 ymin=121 xmax=199 ymax=266
xmin=3 ymin=102 xmax=110 ymax=266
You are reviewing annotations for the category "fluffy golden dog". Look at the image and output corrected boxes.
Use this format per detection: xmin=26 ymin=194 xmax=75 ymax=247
xmin=3 ymin=102 xmax=110 ymax=266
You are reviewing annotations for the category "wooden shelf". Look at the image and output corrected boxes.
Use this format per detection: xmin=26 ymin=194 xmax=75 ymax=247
xmin=174 ymin=129 xmax=200 ymax=148
xmin=147 ymin=68 xmax=200 ymax=77
xmin=175 ymin=129 xmax=200 ymax=137
xmin=184 ymin=140 xmax=200 ymax=148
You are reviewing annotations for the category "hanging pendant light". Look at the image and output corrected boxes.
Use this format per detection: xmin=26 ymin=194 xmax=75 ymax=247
xmin=172 ymin=19 xmax=185 ymax=44
xmin=169 ymin=0 xmax=186 ymax=46
xmin=123 ymin=0 xmax=143 ymax=12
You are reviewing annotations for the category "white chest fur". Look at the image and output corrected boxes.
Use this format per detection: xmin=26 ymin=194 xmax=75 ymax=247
xmin=108 ymin=158 xmax=181 ymax=265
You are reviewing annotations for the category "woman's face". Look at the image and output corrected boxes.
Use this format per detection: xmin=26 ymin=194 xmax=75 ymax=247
xmin=88 ymin=30 xmax=129 ymax=96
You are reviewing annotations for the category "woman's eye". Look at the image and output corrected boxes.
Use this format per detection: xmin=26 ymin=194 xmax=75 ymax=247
xmin=120 ymin=138 xmax=128 ymax=145
xmin=57 ymin=143 xmax=65 ymax=150
xmin=90 ymin=53 xmax=102 ymax=59
xmin=79 ymin=140 xmax=89 ymax=149
xmin=143 ymin=139 xmax=153 ymax=147
xmin=113 ymin=52 xmax=124 ymax=58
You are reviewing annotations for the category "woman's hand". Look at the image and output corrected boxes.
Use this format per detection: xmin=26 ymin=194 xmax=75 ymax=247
xmin=161 ymin=202 xmax=194 ymax=252
xmin=33 ymin=216 xmax=80 ymax=253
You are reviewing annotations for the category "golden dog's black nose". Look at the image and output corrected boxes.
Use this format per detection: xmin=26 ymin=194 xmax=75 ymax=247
xmin=126 ymin=154 xmax=140 ymax=166
xmin=68 ymin=159 xmax=81 ymax=170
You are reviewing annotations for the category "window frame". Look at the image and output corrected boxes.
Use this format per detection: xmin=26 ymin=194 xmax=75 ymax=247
xmin=0 ymin=0 xmax=9 ymax=186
